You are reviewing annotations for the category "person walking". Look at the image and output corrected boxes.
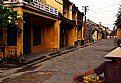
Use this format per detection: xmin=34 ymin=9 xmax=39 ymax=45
xmin=93 ymin=36 xmax=96 ymax=43
xmin=73 ymin=47 xmax=121 ymax=83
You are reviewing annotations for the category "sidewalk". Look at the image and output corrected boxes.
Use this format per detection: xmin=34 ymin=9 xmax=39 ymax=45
xmin=22 ymin=41 xmax=95 ymax=65
xmin=0 ymin=41 xmax=98 ymax=81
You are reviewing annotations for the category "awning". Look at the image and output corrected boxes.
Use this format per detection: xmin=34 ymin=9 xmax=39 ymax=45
xmin=58 ymin=13 xmax=76 ymax=26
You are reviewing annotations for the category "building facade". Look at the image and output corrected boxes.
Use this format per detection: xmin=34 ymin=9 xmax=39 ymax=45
xmin=0 ymin=0 xmax=84 ymax=62
xmin=86 ymin=19 xmax=99 ymax=43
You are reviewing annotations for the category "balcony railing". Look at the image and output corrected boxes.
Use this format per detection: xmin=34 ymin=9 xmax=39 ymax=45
xmin=3 ymin=0 xmax=19 ymax=4
xmin=31 ymin=0 xmax=58 ymax=16
xmin=4 ymin=46 xmax=18 ymax=59
xmin=2 ymin=0 xmax=58 ymax=16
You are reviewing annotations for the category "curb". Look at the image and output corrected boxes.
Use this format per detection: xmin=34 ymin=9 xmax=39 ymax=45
xmin=1 ymin=41 xmax=99 ymax=80
xmin=21 ymin=41 xmax=98 ymax=67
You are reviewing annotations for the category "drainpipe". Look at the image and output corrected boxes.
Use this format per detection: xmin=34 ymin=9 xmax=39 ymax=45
xmin=55 ymin=0 xmax=63 ymax=5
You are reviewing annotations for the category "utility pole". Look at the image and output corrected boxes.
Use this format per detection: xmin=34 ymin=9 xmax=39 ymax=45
xmin=82 ymin=6 xmax=89 ymax=45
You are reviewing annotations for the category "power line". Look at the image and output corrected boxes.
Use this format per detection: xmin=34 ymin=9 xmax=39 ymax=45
xmin=93 ymin=2 xmax=121 ymax=10
xmin=71 ymin=0 xmax=120 ymax=11
xmin=87 ymin=14 xmax=116 ymax=18
xmin=89 ymin=9 xmax=117 ymax=16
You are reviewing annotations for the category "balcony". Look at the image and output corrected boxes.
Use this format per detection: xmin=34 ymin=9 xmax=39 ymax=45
xmin=2 ymin=0 xmax=18 ymax=4
xmin=2 ymin=0 xmax=58 ymax=16
xmin=59 ymin=13 xmax=76 ymax=26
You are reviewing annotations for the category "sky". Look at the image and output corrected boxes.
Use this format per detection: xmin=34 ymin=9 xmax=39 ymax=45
xmin=70 ymin=0 xmax=121 ymax=30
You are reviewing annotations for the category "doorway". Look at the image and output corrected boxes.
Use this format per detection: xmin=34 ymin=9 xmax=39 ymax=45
xmin=23 ymin=22 xmax=31 ymax=54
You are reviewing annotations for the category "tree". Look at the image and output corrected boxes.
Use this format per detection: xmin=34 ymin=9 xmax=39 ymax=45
xmin=115 ymin=5 xmax=121 ymax=28
xmin=0 ymin=4 xmax=23 ymax=33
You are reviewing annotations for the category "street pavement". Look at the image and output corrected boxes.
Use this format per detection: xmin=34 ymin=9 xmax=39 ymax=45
xmin=2 ymin=38 xmax=115 ymax=83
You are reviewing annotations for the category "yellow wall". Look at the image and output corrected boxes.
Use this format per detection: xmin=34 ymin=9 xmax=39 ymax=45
xmin=15 ymin=7 xmax=23 ymax=55
xmin=98 ymin=33 xmax=102 ymax=40
xmin=0 ymin=7 xmax=24 ymax=59
xmin=21 ymin=5 xmax=61 ymax=52
xmin=68 ymin=4 xmax=72 ymax=20
xmin=77 ymin=27 xmax=82 ymax=40
xmin=82 ymin=25 xmax=84 ymax=39
xmin=54 ymin=20 xmax=60 ymax=49
xmin=45 ymin=21 xmax=54 ymax=50
xmin=45 ymin=20 xmax=60 ymax=50
xmin=75 ymin=27 xmax=78 ymax=41
xmin=75 ymin=13 xmax=77 ymax=25
xmin=31 ymin=18 xmax=44 ymax=53
xmin=2 ymin=0 xmax=85 ymax=61
xmin=63 ymin=5 xmax=69 ymax=18
xmin=72 ymin=11 xmax=77 ymax=25
xmin=94 ymin=31 xmax=97 ymax=40
xmin=68 ymin=27 xmax=75 ymax=46
xmin=117 ymin=30 xmax=121 ymax=39
xmin=30 ymin=18 xmax=60 ymax=53
xmin=63 ymin=1 xmax=73 ymax=20
xmin=3 ymin=0 xmax=83 ymax=57
xmin=44 ymin=0 xmax=63 ymax=14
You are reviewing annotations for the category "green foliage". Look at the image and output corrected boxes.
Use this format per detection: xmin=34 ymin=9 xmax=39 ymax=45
xmin=116 ymin=5 xmax=121 ymax=24
xmin=0 ymin=5 xmax=23 ymax=33
xmin=109 ymin=32 xmax=113 ymax=36
xmin=106 ymin=32 xmax=109 ymax=36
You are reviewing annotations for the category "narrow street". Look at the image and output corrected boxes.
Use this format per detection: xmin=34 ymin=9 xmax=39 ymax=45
xmin=3 ymin=39 xmax=115 ymax=83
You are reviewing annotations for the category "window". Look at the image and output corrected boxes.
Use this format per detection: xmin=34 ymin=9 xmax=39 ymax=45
xmin=33 ymin=25 xmax=41 ymax=45
xmin=7 ymin=26 xmax=17 ymax=46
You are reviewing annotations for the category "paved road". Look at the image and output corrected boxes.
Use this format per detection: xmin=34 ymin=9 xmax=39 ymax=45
xmin=3 ymin=39 xmax=115 ymax=83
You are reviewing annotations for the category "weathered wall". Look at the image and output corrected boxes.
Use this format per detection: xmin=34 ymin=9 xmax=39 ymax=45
xmin=94 ymin=31 xmax=98 ymax=40
xmin=77 ymin=26 xmax=83 ymax=41
xmin=117 ymin=29 xmax=121 ymax=39
xmin=45 ymin=0 xmax=63 ymax=14
xmin=15 ymin=7 xmax=23 ymax=55
xmin=68 ymin=27 xmax=75 ymax=46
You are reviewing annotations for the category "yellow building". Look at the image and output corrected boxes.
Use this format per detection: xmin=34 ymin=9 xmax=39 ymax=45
xmin=59 ymin=1 xmax=84 ymax=47
xmin=93 ymin=31 xmax=98 ymax=40
xmin=93 ymin=24 xmax=99 ymax=40
xmin=0 ymin=0 xmax=62 ymax=62
xmin=59 ymin=0 xmax=76 ymax=47
xmin=117 ymin=28 xmax=121 ymax=39
xmin=76 ymin=11 xmax=84 ymax=46
xmin=0 ymin=0 xmax=84 ymax=62
xmin=98 ymin=25 xmax=103 ymax=40
xmin=115 ymin=19 xmax=121 ymax=39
